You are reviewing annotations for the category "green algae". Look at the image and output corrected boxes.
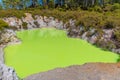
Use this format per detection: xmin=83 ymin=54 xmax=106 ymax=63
xmin=4 ymin=28 xmax=119 ymax=78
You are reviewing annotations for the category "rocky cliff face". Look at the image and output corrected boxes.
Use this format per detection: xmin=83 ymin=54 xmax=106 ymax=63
xmin=0 ymin=29 xmax=20 ymax=80
xmin=0 ymin=29 xmax=20 ymax=45
xmin=24 ymin=63 xmax=120 ymax=80
xmin=0 ymin=61 xmax=18 ymax=80
xmin=0 ymin=46 xmax=19 ymax=80
xmin=0 ymin=48 xmax=4 ymax=63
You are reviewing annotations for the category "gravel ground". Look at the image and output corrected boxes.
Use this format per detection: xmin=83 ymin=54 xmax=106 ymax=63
xmin=24 ymin=63 xmax=120 ymax=80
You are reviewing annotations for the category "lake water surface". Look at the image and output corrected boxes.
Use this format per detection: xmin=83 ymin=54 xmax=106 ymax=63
xmin=4 ymin=28 xmax=119 ymax=78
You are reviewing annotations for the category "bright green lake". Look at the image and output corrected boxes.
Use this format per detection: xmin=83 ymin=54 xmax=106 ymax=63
xmin=4 ymin=28 xmax=119 ymax=78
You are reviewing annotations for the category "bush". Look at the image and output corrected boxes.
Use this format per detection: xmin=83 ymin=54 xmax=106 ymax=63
xmin=0 ymin=19 xmax=9 ymax=30
xmin=0 ymin=10 xmax=25 ymax=18
xmin=114 ymin=29 xmax=120 ymax=42
xmin=88 ymin=6 xmax=102 ymax=12
xmin=103 ymin=4 xmax=113 ymax=11
xmin=22 ymin=22 xmax=27 ymax=29
xmin=103 ymin=3 xmax=120 ymax=11
xmin=111 ymin=3 xmax=120 ymax=11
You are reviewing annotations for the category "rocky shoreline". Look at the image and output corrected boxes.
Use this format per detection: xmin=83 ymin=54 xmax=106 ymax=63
xmin=0 ymin=45 xmax=19 ymax=80
xmin=0 ymin=47 xmax=4 ymax=63
xmin=1 ymin=13 xmax=120 ymax=54
xmin=0 ymin=29 xmax=20 ymax=80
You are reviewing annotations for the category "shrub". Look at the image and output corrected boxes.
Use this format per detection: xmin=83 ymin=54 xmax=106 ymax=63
xmin=22 ymin=22 xmax=27 ymax=29
xmin=0 ymin=19 xmax=9 ymax=30
xmin=103 ymin=4 xmax=113 ymax=11
xmin=103 ymin=3 xmax=120 ymax=11
xmin=0 ymin=10 xmax=25 ymax=18
xmin=104 ymin=21 xmax=114 ymax=29
xmin=111 ymin=3 xmax=120 ymax=11
xmin=114 ymin=29 xmax=120 ymax=42
xmin=88 ymin=6 xmax=102 ymax=12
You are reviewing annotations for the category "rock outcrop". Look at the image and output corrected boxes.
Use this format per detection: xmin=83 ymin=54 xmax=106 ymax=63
xmin=0 ymin=47 xmax=4 ymax=63
xmin=0 ymin=62 xmax=18 ymax=80
xmin=0 ymin=29 xmax=19 ymax=80
xmin=24 ymin=63 xmax=120 ymax=80
xmin=0 ymin=44 xmax=19 ymax=80
xmin=0 ymin=29 xmax=20 ymax=45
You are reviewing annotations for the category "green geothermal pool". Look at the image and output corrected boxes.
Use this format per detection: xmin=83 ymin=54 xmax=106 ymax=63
xmin=4 ymin=28 xmax=119 ymax=78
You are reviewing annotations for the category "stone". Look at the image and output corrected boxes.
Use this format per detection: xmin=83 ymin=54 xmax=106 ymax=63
xmin=36 ymin=16 xmax=47 ymax=27
xmin=89 ymin=35 xmax=97 ymax=44
xmin=0 ymin=29 xmax=20 ymax=47
xmin=0 ymin=48 xmax=4 ymax=63
xmin=35 ymin=15 xmax=42 ymax=27
xmin=47 ymin=17 xmax=56 ymax=28
xmin=27 ymin=23 xmax=34 ymax=29
xmin=79 ymin=25 xmax=84 ymax=32
xmin=69 ymin=19 xmax=76 ymax=28
xmin=81 ymin=32 xmax=88 ymax=41
xmin=113 ymin=49 xmax=120 ymax=53
xmin=55 ymin=21 xmax=64 ymax=29
xmin=22 ymin=13 xmax=36 ymax=29
xmin=0 ymin=62 xmax=18 ymax=80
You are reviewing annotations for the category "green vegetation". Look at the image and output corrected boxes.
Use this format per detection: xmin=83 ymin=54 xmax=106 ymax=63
xmin=0 ymin=10 xmax=25 ymax=18
xmin=4 ymin=28 xmax=119 ymax=78
xmin=0 ymin=7 xmax=120 ymax=51
xmin=0 ymin=19 xmax=9 ymax=30
xmin=22 ymin=22 xmax=27 ymax=29
xmin=114 ymin=28 xmax=120 ymax=47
